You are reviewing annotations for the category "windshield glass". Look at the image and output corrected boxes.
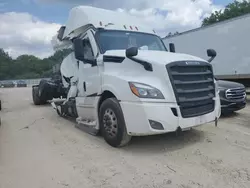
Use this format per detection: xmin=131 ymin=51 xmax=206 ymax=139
xmin=95 ymin=30 xmax=167 ymax=53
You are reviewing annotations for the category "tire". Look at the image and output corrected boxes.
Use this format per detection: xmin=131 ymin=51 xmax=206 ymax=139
xmin=0 ymin=100 xmax=2 ymax=111
xmin=38 ymin=80 xmax=49 ymax=102
xmin=99 ymin=98 xmax=131 ymax=147
xmin=32 ymin=86 xmax=46 ymax=105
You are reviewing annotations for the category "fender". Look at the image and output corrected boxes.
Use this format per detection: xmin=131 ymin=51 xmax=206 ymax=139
xmin=101 ymin=84 xmax=122 ymax=100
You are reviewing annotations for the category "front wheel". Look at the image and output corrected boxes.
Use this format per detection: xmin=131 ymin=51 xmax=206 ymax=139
xmin=99 ymin=98 xmax=131 ymax=147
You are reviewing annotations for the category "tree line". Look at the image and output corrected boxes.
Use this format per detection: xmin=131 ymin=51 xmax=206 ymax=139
xmin=0 ymin=0 xmax=249 ymax=80
xmin=0 ymin=48 xmax=71 ymax=80
xmin=202 ymin=0 xmax=250 ymax=26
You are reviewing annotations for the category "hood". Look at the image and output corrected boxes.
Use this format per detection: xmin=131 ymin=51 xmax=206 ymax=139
xmin=217 ymin=80 xmax=245 ymax=89
xmin=104 ymin=49 xmax=207 ymax=64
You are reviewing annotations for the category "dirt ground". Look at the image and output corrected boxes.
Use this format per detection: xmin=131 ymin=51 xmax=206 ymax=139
xmin=0 ymin=88 xmax=250 ymax=188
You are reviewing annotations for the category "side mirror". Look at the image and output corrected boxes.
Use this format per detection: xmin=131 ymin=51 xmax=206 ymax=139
xmin=57 ymin=26 xmax=66 ymax=41
xmin=126 ymin=47 xmax=138 ymax=58
xmin=207 ymin=49 xmax=217 ymax=63
xmin=169 ymin=43 xmax=175 ymax=53
xmin=73 ymin=38 xmax=85 ymax=61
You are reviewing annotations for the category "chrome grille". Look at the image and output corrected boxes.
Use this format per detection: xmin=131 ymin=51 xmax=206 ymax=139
xmin=226 ymin=88 xmax=246 ymax=100
xmin=166 ymin=61 xmax=215 ymax=118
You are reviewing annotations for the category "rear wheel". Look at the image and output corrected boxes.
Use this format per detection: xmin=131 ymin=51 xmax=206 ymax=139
xmin=99 ymin=98 xmax=131 ymax=147
xmin=32 ymin=86 xmax=46 ymax=105
xmin=38 ymin=80 xmax=50 ymax=102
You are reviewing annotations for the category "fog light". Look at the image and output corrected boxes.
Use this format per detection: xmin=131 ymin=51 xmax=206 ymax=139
xmin=149 ymin=120 xmax=164 ymax=130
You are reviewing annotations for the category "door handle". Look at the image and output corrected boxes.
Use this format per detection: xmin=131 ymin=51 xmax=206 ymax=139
xmin=83 ymin=81 xmax=86 ymax=92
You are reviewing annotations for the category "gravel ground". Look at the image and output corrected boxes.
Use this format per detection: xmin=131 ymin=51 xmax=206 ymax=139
xmin=0 ymin=87 xmax=250 ymax=188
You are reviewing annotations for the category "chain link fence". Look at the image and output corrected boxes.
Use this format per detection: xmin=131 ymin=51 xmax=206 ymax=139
xmin=0 ymin=78 xmax=50 ymax=87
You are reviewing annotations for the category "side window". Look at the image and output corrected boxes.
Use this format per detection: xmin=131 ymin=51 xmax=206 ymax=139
xmin=82 ymin=38 xmax=94 ymax=61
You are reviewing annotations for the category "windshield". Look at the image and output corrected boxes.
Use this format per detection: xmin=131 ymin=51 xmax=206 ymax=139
xmin=95 ymin=30 xmax=167 ymax=53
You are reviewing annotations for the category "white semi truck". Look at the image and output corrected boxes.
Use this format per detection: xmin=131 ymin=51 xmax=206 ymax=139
xmin=32 ymin=6 xmax=221 ymax=147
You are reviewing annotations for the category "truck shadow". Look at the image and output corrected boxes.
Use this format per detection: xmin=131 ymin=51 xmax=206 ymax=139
xmin=59 ymin=118 xmax=207 ymax=153
xmin=220 ymin=112 xmax=239 ymax=118
xmin=29 ymin=102 xmax=52 ymax=107
xmin=123 ymin=129 xmax=205 ymax=154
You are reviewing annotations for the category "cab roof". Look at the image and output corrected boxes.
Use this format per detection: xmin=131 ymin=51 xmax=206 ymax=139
xmin=62 ymin=6 xmax=156 ymax=38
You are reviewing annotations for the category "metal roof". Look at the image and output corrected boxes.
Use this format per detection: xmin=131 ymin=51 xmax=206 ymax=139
xmin=163 ymin=13 xmax=250 ymax=39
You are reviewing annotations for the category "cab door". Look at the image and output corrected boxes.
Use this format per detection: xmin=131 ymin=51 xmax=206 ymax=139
xmin=81 ymin=30 xmax=101 ymax=105
xmin=76 ymin=30 xmax=102 ymax=120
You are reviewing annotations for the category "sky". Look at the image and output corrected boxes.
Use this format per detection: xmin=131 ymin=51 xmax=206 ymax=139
xmin=0 ymin=0 xmax=235 ymax=58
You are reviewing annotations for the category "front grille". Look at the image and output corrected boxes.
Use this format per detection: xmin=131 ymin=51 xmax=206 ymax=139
xmin=226 ymin=88 xmax=246 ymax=100
xmin=166 ymin=61 xmax=215 ymax=118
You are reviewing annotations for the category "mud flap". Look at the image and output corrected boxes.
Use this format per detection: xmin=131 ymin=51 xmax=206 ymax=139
xmin=215 ymin=117 xmax=218 ymax=127
xmin=51 ymin=102 xmax=57 ymax=110
xmin=51 ymin=100 xmax=67 ymax=117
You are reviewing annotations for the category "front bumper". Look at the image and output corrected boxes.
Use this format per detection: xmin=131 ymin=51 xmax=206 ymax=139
xmin=221 ymin=98 xmax=246 ymax=112
xmin=120 ymin=97 xmax=221 ymax=136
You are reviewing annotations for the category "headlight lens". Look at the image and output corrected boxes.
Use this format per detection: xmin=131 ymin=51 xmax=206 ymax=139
xmin=218 ymin=87 xmax=225 ymax=91
xmin=215 ymin=81 xmax=224 ymax=94
xmin=129 ymin=82 xmax=165 ymax=99
xmin=218 ymin=86 xmax=226 ymax=92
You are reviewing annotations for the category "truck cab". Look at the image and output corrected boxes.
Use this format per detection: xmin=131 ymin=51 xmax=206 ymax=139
xmin=33 ymin=6 xmax=221 ymax=147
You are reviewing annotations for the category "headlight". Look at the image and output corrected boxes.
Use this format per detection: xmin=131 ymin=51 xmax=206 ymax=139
xmin=215 ymin=81 xmax=224 ymax=93
xmin=129 ymin=82 xmax=165 ymax=99
xmin=218 ymin=87 xmax=225 ymax=91
xmin=218 ymin=86 xmax=227 ymax=92
xmin=217 ymin=87 xmax=226 ymax=96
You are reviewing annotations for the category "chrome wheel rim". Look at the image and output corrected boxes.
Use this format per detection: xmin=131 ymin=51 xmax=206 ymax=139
xmin=103 ymin=108 xmax=118 ymax=138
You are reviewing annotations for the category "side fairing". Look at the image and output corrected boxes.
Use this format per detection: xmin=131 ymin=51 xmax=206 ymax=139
xmin=60 ymin=52 xmax=79 ymax=88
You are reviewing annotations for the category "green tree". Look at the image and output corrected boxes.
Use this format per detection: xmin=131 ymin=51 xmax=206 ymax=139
xmin=0 ymin=49 xmax=13 ymax=80
xmin=202 ymin=0 xmax=250 ymax=26
xmin=0 ymin=48 xmax=72 ymax=80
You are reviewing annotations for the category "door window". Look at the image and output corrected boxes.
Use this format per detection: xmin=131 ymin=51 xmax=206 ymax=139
xmin=82 ymin=38 xmax=94 ymax=62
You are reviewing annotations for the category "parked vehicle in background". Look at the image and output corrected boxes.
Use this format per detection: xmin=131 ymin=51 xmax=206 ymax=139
xmin=16 ymin=80 xmax=27 ymax=87
xmin=0 ymin=99 xmax=2 ymax=126
xmin=0 ymin=81 xmax=15 ymax=88
xmin=163 ymin=13 xmax=250 ymax=88
xmin=217 ymin=80 xmax=246 ymax=114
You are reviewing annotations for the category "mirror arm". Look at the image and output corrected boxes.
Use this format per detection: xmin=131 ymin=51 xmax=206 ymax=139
xmin=208 ymin=56 xmax=215 ymax=63
xmin=86 ymin=59 xmax=97 ymax=66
